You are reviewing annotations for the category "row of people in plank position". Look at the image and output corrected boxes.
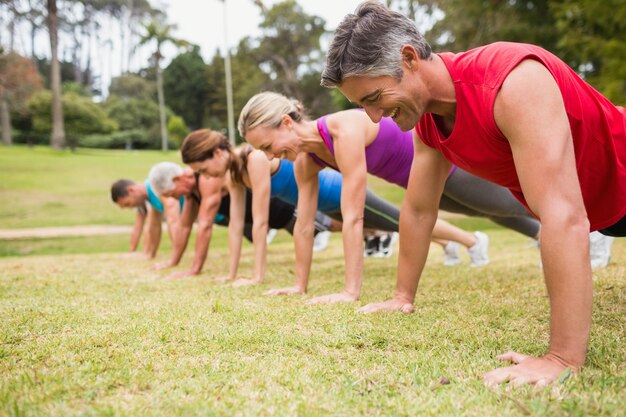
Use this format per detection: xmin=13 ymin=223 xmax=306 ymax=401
xmin=111 ymin=1 xmax=625 ymax=387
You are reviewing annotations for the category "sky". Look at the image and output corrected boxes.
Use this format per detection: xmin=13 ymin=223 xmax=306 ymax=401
xmin=158 ymin=0 xmax=364 ymax=63
xmin=0 ymin=0 xmax=367 ymax=96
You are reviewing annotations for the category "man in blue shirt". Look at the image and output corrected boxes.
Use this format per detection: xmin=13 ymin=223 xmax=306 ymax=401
xmin=110 ymin=179 xmax=183 ymax=259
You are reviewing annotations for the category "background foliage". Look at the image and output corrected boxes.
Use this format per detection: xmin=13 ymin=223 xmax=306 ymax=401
xmin=1 ymin=0 xmax=625 ymax=150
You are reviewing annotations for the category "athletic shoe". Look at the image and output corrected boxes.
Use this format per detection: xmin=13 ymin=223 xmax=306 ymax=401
xmin=443 ymin=241 xmax=461 ymax=266
xmin=313 ymin=230 xmax=331 ymax=252
xmin=468 ymin=231 xmax=490 ymax=267
xmin=266 ymin=228 xmax=278 ymax=245
xmin=364 ymin=235 xmax=380 ymax=257
xmin=589 ymin=231 xmax=615 ymax=270
xmin=375 ymin=232 xmax=399 ymax=258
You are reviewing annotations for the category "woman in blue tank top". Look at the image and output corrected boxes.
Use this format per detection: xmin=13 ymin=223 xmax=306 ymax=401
xmin=178 ymin=129 xmax=346 ymax=288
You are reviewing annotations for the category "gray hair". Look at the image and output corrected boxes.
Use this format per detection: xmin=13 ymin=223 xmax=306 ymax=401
xmin=321 ymin=0 xmax=432 ymax=88
xmin=148 ymin=162 xmax=184 ymax=195
xmin=238 ymin=91 xmax=307 ymax=138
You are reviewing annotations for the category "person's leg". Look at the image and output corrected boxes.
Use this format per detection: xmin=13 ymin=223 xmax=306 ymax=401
xmin=443 ymin=168 xmax=541 ymax=239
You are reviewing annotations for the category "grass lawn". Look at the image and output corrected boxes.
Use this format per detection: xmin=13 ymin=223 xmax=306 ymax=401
xmin=1 ymin=145 xmax=625 ymax=415
xmin=1 ymin=230 xmax=625 ymax=416
xmin=0 ymin=146 xmax=182 ymax=229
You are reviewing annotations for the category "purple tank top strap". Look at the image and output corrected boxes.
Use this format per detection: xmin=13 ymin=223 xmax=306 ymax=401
xmin=307 ymin=116 xmax=340 ymax=170
xmin=449 ymin=164 xmax=458 ymax=177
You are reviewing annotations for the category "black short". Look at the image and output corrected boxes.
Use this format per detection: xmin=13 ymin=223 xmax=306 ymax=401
xmin=599 ymin=214 xmax=626 ymax=237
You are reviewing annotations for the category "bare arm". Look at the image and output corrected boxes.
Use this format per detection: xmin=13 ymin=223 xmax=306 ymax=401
xmin=166 ymin=177 xmax=223 ymax=279
xmin=225 ymin=179 xmax=246 ymax=281
xmin=309 ymin=115 xmax=370 ymax=303
xmin=157 ymin=195 xmax=198 ymax=269
xmin=142 ymin=208 xmax=163 ymax=258
xmin=484 ymin=59 xmax=591 ymax=386
xmin=161 ymin=196 xmax=182 ymax=245
xmin=268 ymin=154 xmax=321 ymax=295
xmin=358 ymin=130 xmax=450 ymax=313
xmin=243 ymin=150 xmax=272 ymax=284
xmin=129 ymin=210 xmax=146 ymax=252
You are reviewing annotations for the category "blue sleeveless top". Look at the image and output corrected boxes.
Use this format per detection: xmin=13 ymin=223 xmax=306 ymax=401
xmin=270 ymin=159 xmax=342 ymax=213
xmin=145 ymin=179 xmax=184 ymax=213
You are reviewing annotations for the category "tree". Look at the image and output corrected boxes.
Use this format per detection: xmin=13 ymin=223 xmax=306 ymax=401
xmin=424 ymin=0 xmax=560 ymax=52
xmin=108 ymin=72 xmax=154 ymax=100
xmin=0 ymin=51 xmax=43 ymax=145
xmin=28 ymin=90 xmax=117 ymax=147
xmin=253 ymin=0 xmax=327 ymax=100
xmin=47 ymin=0 xmax=65 ymax=149
xmin=551 ymin=0 xmax=626 ymax=105
xmin=137 ymin=20 xmax=190 ymax=151
xmin=162 ymin=46 xmax=209 ymax=130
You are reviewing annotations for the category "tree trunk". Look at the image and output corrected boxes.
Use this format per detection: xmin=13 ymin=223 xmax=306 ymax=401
xmin=0 ymin=92 xmax=12 ymax=145
xmin=47 ymin=0 xmax=65 ymax=149
xmin=155 ymin=55 xmax=168 ymax=151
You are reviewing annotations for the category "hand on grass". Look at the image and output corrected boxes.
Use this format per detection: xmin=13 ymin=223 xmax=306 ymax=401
xmin=164 ymin=270 xmax=197 ymax=280
xmin=264 ymin=286 xmax=305 ymax=296
xmin=121 ymin=252 xmax=150 ymax=260
xmin=154 ymin=260 xmax=174 ymax=271
xmin=483 ymin=351 xmax=573 ymax=388
xmin=212 ymin=275 xmax=234 ymax=282
xmin=232 ymin=278 xmax=262 ymax=287
xmin=306 ymin=291 xmax=358 ymax=304
xmin=357 ymin=297 xmax=415 ymax=314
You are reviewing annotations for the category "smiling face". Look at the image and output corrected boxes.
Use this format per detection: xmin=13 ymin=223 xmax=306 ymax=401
xmin=339 ymin=74 xmax=424 ymax=132
xmin=244 ymin=115 xmax=301 ymax=162
xmin=337 ymin=45 xmax=429 ymax=132
xmin=188 ymin=149 xmax=230 ymax=178
xmin=161 ymin=171 xmax=196 ymax=199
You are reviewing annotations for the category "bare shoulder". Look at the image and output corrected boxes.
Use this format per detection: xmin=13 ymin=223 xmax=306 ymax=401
xmin=198 ymin=174 xmax=223 ymax=195
xmin=248 ymin=148 xmax=268 ymax=162
xmin=498 ymin=59 xmax=558 ymax=105
xmin=326 ymin=109 xmax=377 ymax=144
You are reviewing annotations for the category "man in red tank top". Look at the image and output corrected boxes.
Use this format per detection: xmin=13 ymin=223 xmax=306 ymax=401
xmin=322 ymin=1 xmax=625 ymax=387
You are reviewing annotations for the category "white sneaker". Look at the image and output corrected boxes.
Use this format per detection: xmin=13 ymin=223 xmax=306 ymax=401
xmin=443 ymin=241 xmax=461 ymax=266
xmin=313 ymin=230 xmax=331 ymax=252
xmin=468 ymin=231 xmax=489 ymax=267
xmin=266 ymin=228 xmax=278 ymax=245
xmin=589 ymin=231 xmax=614 ymax=270
xmin=374 ymin=232 xmax=399 ymax=258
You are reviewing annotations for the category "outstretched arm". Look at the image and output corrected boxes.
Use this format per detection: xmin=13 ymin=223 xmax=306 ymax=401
xmin=155 ymin=196 xmax=198 ymax=270
xmin=142 ymin=208 xmax=163 ymax=258
xmin=484 ymin=59 xmax=591 ymax=387
xmin=167 ymin=176 xmax=223 ymax=279
xmin=224 ymin=180 xmax=246 ymax=282
xmin=161 ymin=196 xmax=182 ymax=245
xmin=358 ymin=130 xmax=450 ymax=313
xmin=129 ymin=210 xmax=146 ymax=252
xmin=307 ymin=114 xmax=370 ymax=304
xmin=266 ymin=154 xmax=321 ymax=296
xmin=232 ymin=150 xmax=271 ymax=286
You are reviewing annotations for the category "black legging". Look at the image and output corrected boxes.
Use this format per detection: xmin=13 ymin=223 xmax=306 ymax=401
xmin=311 ymin=169 xmax=541 ymax=239
xmin=216 ymin=192 xmax=331 ymax=241
xmin=440 ymin=168 xmax=540 ymax=238
xmin=323 ymin=189 xmax=400 ymax=232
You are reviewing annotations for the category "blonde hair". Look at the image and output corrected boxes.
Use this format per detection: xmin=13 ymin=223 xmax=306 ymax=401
xmin=238 ymin=91 xmax=308 ymax=137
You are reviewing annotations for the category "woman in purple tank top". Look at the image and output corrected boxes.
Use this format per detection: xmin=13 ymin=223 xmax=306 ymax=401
xmin=238 ymin=92 xmax=497 ymax=304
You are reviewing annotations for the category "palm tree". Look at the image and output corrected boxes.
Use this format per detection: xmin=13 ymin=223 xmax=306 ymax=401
xmin=47 ymin=0 xmax=65 ymax=149
xmin=137 ymin=21 xmax=189 ymax=151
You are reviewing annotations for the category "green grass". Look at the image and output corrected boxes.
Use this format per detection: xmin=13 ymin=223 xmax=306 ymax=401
xmin=0 ymin=146 xmax=181 ymax=229
xmin=1 ymin=231 xmax=625 ymax=416
xmin=1 ymin=146 xmax=624 ymax=415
